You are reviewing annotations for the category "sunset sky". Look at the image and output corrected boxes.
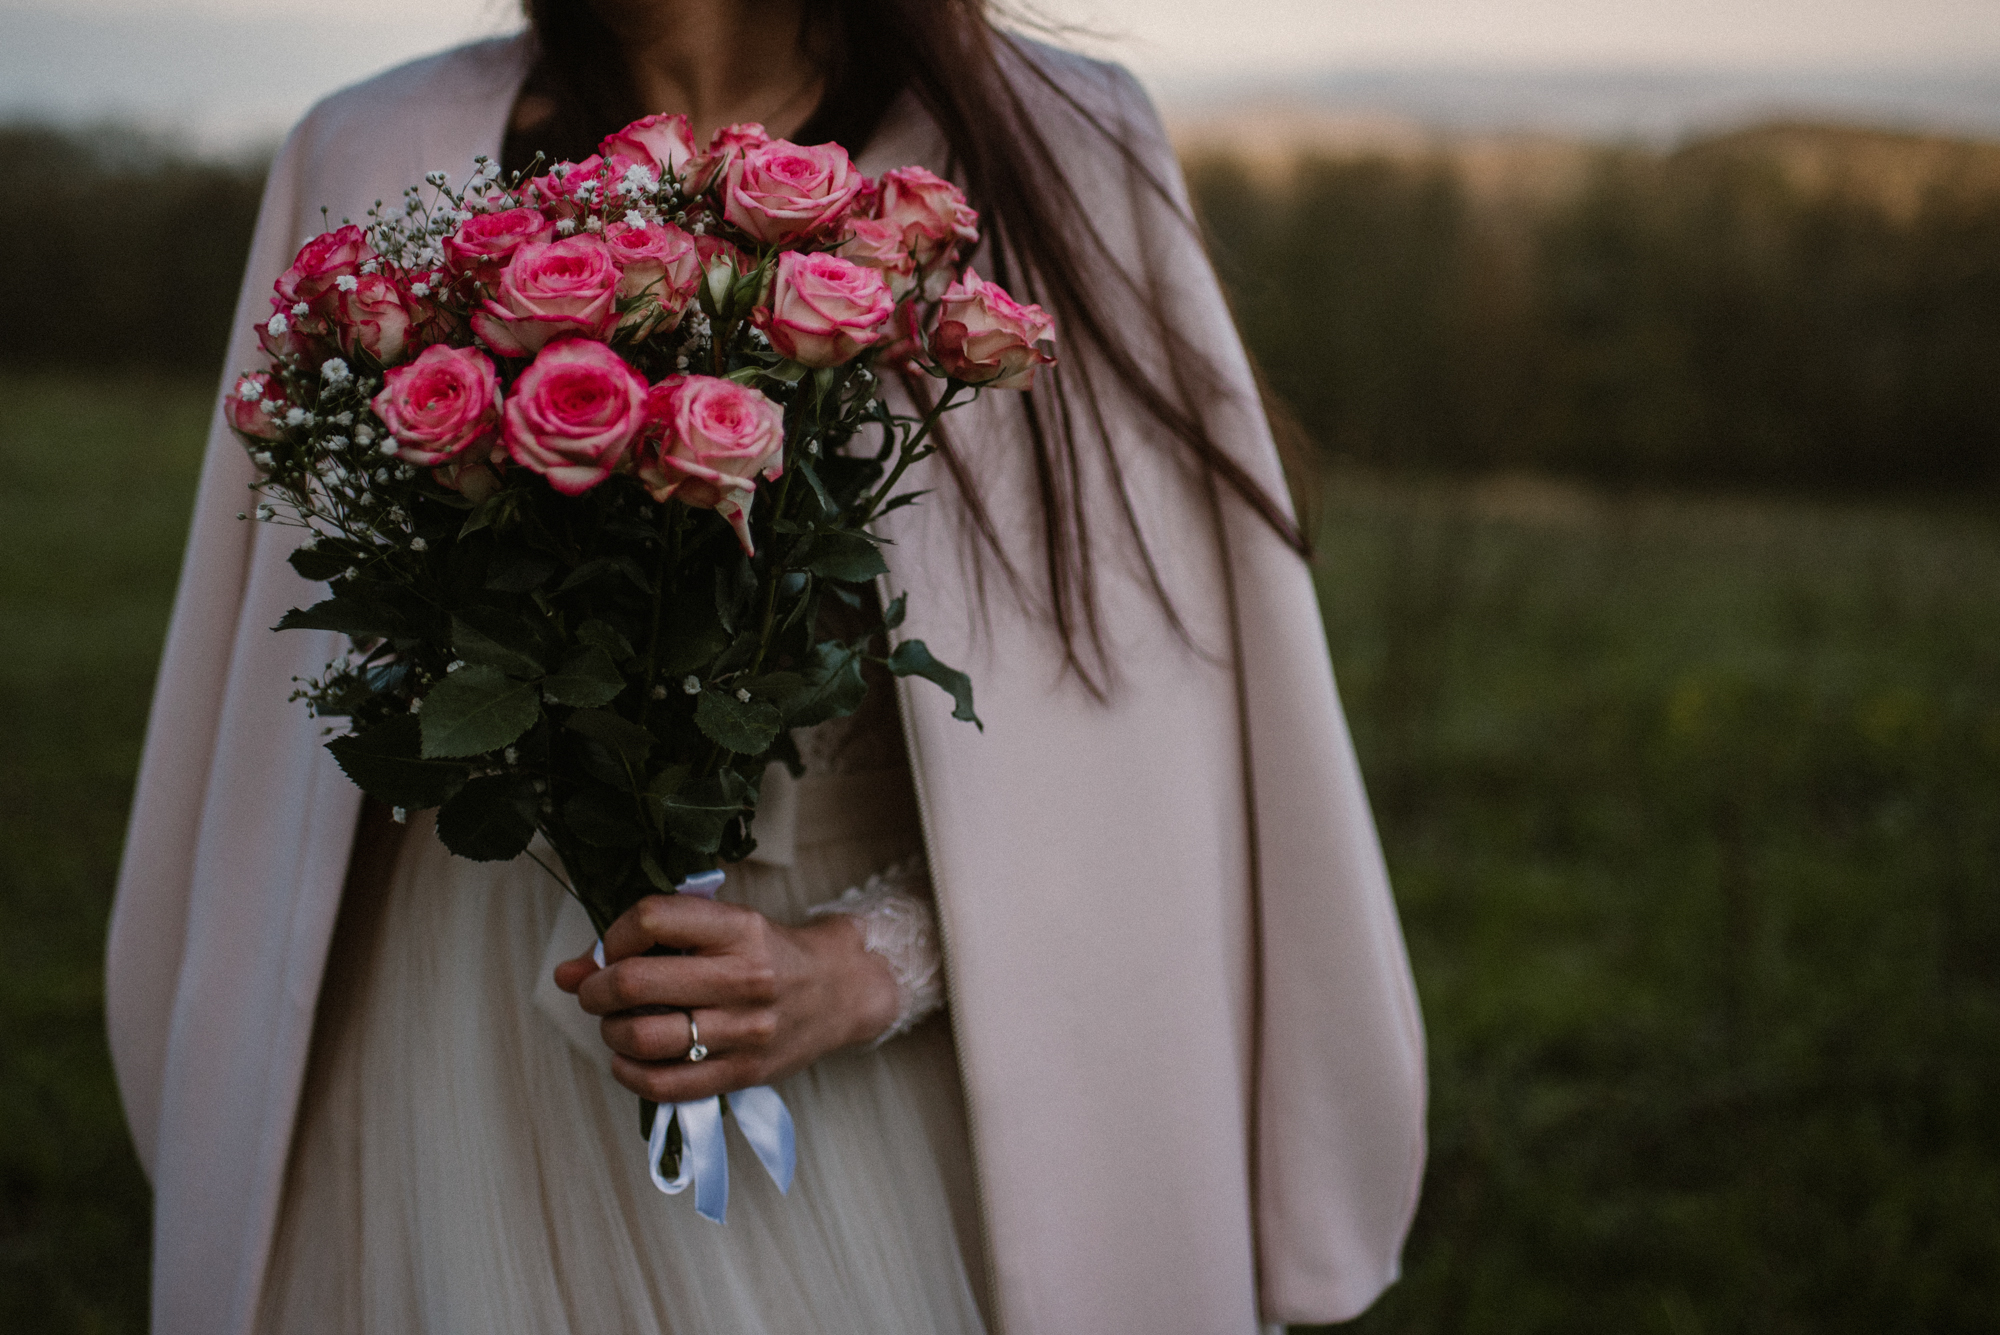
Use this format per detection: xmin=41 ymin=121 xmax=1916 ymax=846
xmin=2 ymin=0 xmax=1996 ymax=147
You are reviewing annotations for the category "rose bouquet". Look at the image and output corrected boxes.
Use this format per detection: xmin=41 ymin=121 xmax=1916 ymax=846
xmin=226 ymin=116 xmax=1052 ymax=1208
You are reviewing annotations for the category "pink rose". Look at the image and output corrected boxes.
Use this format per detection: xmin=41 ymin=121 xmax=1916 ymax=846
xmin=443 ymin=207 xmax=556 ymax=279
xmin=274 ymin=224 xmax=371 ymax=309
xmin=722 ymin=139 xmax=864 ymax=245
xmin=836 ymin=216 xmax=919 ymax=301
xmin=370 ymin=344 xmax=501 ymax=467
xmin=471 ymin=236 xmax=621 ymax=357
xmin=226 ymin=371 xmax=285 ymax=440
xmin=600 ymin=113 xmax=698 ymax=180
xmin=635 ymin=375 xmax=785 ymax=554
xmin=257 ymin=300 xmax=323 ymax=361
xmin=502 ymin=339 xmax=649 ymax=494
xmin=929 ymin=268 xmax=1056 ymax=390
xmin=602 ymin=219 xmax=702 ymax=325
xmin=330 ymin=272 xmax=413 ymax=365
xmin=751 ymin=250 xmax=894 ymax=368
xmin=688 ymin=122 xmax=771 ymax=192
xmin=527 ymin=155 xmax=608 ymax=220
xmin=874 ymin=166 xmax=979 ymax=295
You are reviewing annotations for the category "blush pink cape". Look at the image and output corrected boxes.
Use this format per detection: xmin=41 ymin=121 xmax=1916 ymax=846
xmin=105 ymin=34 xmax=1427 ymax=1335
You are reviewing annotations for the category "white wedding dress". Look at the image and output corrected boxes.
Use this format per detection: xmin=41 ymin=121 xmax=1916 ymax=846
xmin=254 ymin=682 xmax=992 ymax=1334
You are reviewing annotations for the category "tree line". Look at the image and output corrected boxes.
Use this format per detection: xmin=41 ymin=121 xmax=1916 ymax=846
xmin=5 ymin=120 xmax=1997 ymax=492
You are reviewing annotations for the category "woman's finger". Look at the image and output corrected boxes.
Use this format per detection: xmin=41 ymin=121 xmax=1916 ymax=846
xmin=598 ymin=1005 xmax=775 ymax=1063
xmin=574 ymin=951 xmax=776 ymax=1016
xmin=551 ymin=949 xmax=598 ymax=995
xmin=600 ymin=893 xmax=754 ymax=963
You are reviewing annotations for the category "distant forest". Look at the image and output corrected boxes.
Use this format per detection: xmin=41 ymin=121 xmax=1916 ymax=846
xmin=4 ymin=120 xmax=1997 ymax=493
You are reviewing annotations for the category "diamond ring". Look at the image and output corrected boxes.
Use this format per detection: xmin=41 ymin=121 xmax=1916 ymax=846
xmin=685 ymin=1012 xmax=709 ymax=1063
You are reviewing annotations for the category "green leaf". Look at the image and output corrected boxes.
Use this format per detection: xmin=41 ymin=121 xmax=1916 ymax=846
xmin=563 ymin=788 xmax=645 ymax=848
xmin=458 ymin=493 xmax=509 ymax=538
xmin=577 ymin=618 xmax=637 ymax=664
xmin=435 ymin=774 xmax=538 ymax=861
xmin=451 ymin=611 xmax=546 ymax=678
xmin=781 ymin=641 xmax=868 ymax=727
xmin=544 ymin=645 xmax=626 ymax=708
xmin=736 ymin=671 xmax=807 ymax=703
xmin=326 ymin=715 xmax=468 ymax=808
xmin=650 ymin=772 xmax=745 ymax=854
xmin=419 ymin=663 xmax=542 ymax=758
xmin=882 ymin=593 xmax=908 ymax=631
xmin=275 ymin=595 xmax=404 ymax=638
xmin=565 ymin=709 xmax=655 ymax=770
xmin=484 ymin=548 xmax=558 ymax=592
xmin=888 ymin=638 xmax=982 ymax=729
xmin=804 ymin=530 xmax=888 ymax=583
xmin=693 ymin=689 xmax=783 ymax=755
xmin=558 ymin=555 xmax=652 ymax=595
xmin=287 ymin=546 xmax=352 ymax=582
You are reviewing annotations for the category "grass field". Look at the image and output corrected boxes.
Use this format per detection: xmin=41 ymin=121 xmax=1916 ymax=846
xmin=2 ymin=372 xmax=1996 ymax=1331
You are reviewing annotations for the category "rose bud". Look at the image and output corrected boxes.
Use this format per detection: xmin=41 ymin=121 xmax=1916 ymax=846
xmin=602 ymin=219 xmax=702 ymax=326
xmin=601 ymin=113 xmax=698 ymax=181
xmin=836 ymin=216 xmax=919 ymax=301
xmin=751 ymin=250 xmax=895 ymax=368
xmin=634 ymin=375 xmax=786 ymax=555
xmin=274 ymin=224 xmax=371 ymax=310
xmin=722 ymin=138 xmax=865 ymax=245
xmin=502 ymin=338 xmax=649 ymax=494
xmin=370 ymin=344 xmax=502 ymax=467
xmin=471 ymin=236 xmax=621 ymax=358
xmin=433 ymin=455 xmax=505 ymax=503
xmin=331 ymin=272 xmax=414 ymax=365
xmin=874 ymin=166 xmax=980 ymax=296
xmin=929 ymin=268 xmax=1056 ymax=390
xmin=225 ymin=372 xmax=285 ymax=441
xmin=686 ymin=121 xmax=771 ymax=194
xmin=443 ymin=206 xmax=556 ymax=280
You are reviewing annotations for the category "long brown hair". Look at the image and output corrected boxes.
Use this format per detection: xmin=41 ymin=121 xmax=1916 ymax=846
xmin=509 ymin=0 xmax=1309 ymax=693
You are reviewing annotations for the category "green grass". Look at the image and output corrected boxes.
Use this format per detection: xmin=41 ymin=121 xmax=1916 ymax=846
xmin=1 ymin=374 xmax=1996 ymax=1331
xmin=0 ymin=372 xmax=214 ymax=1329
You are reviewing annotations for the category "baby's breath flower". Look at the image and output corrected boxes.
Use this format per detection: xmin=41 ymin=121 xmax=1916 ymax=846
xmin=291 ymin=300 xmax=310 ymax=317
xmin=320 ymin=357 xmax=351 ymax=383
xmin=334 ymin=274 xmax=359 ymax=293
xmin=735 ymin=688 xmax=753 ymax=703
xmin=623 ymin=209 xmax=647 ymax=228
xmin=265 ymin=312 xmax=289 ymax=336
xmin=410 ymin=537 xmax=428 ymax=552
xmin=682 ymin=675 xmax=701 ymax=695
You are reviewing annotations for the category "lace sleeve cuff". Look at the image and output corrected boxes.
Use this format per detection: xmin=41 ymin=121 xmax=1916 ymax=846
xmin=805 ymin=859 xmax=945 ymax=1045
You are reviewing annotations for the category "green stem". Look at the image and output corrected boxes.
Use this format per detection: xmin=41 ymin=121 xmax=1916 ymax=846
xmin=857 ymin=381 xmax=966 ymax=527
xmin=637 ymin=507 xmax=682 ymax=729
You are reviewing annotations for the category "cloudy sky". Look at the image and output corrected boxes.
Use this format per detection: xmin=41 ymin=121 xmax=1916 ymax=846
xmin=2 ymin=0 xmax=1997 ymax=148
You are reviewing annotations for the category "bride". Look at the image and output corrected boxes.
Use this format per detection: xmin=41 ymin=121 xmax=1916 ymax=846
xmin=106 ymin=1 xmax=1428 ymax=1331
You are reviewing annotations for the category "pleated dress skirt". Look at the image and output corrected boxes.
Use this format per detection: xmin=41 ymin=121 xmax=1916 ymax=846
xmin=255 ymin=714 xmax=991 ymax=1335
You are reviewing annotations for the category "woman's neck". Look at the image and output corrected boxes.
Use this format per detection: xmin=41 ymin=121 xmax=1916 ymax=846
xmin=589 ymin=0 xmax=830 ymax=142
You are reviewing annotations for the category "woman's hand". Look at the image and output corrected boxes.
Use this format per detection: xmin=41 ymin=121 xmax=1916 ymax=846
xmin=552 ymin=893 xmax=900 ymax=1103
